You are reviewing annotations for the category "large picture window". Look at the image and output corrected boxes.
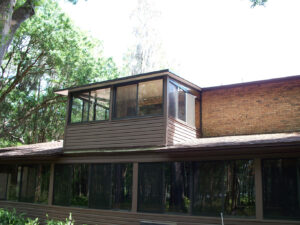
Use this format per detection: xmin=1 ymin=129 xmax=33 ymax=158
xmin=53 ymin=163 xmax=133 ymax=211
xmin=115 ymin=79 xmax=163 ymax=118
xmin=53 ymin=164 xmax=89 ymax=207
xmin=262 ymin=158 xmax=300 ymax=220
xmin=168 ymin=81 xmax=196 ymax=127
xmin=138 ymin=160 xmax=255 ymax=217
xmin=70 ymin=88 xmax=110 ymax=123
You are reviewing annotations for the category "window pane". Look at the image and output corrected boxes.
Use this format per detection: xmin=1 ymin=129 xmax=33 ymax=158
xmin=111 ymin=163 xmax=133 ymax=210
xmin=263 ymin=158 xmax=300 ymax=220
xmin=70 ymin=92 xmax=90 ymax=123
xmin=53 ymin=164 xmax=72 ymax=206
xmin=186 ymin=93 xmax=195 ymax=127
xmin=165 ymin=162 xmax=191 ymax=214
xmin=71 ymin=164 xmax=89 ymax=207
xmin=178 ymin=88 xmax=186 ymax=121
xmin=224 ymin=160 xmax=255 ymax=217
xmin=138 ymin=163 xmax=165 ymax=213
xmin=19 ymin=165 xmax=38 ymax=203
xmin=138 ymin=79 xmax=163 ymax=116
xmin=89 ymin=164 xmax=112 ymax=209
xmin=36 ymin=164 xmax=50 ymax=204
xmin=115 ymin=84 xmax=137 ymax=118
xmin=91 ymin=88 xmax=110 ymax=121
xmin=192 ymin=161 xmax=225 ymax=216
xmin=168 ymin=83 xmax=177 ymax=118
xmin=0 ymin=166 xmax=8 ymax=200
xmin=89 ymin=163 xmax=132 ymax=210
xmin=6 ymin=165 xmax=19 ymax=201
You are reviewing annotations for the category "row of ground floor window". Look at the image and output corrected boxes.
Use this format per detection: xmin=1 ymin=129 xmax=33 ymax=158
xmin=0 ymin=158 xmax=299 ymax=220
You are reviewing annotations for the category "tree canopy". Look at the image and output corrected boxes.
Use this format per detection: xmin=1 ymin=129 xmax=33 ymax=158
xmin=0 ymin=0 xmax=119 ymax=147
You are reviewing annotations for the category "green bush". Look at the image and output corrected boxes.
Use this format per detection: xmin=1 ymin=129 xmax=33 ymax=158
xmin=0 ymin=208 xmax=74 ymax=225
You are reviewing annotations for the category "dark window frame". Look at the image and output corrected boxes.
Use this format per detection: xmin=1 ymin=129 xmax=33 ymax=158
xmin=112 ymin=77 xmax=165 ymax=120
xmin=68 ymin=87 xmax=111 ymax=124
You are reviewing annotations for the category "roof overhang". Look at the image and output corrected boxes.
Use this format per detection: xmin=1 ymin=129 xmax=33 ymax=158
xmin=54 ymin=69 xmax=202 ymax=96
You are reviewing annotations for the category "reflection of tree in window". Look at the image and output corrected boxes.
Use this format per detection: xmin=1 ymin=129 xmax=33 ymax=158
xmin=138 ymin=79 xmax=163 ymax=116
xmin=115 ymin=84 xmax=137 ymax=118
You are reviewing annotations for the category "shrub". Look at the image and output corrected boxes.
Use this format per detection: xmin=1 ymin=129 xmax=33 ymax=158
xmin=0 ymin=208 xmax=74 ymax=225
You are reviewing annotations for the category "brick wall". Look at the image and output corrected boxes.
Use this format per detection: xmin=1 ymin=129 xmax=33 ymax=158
xmin=202 ymin=77 xmax=300 ymax=137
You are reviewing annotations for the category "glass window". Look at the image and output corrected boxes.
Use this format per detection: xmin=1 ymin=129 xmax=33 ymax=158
xmin=262 ymin=158 xmax=300 ymax=220
xmin=168 ymin=83 xmax=177 ymax=118
xmin=6 ymin=165 xmax=19 ymax=201
xmin=138 ymin=162 xmax=165 ymax=213
xmin=70 ymin=88 xmax=110 ymax=123
xmin=138 ymin=80 xmax=163 ymax=116
xmin=71 ymin=164 xmax=89 ymax=207
xmin=70 ymin=92 xmax=90 ymax=123
xmin=0 ymin=166 xmax=9 ymax=200
xmin=168 ymin=81 xmax=195 ymax=127
xmin=53 ymin=164 xmax=72 ymax=206
xmin=138 ymin=160 xmax=255 ymax=217
xmin=92 ymin=88 xmax=110 ymax=121
xmin=115 ymin=84 xmax=137 ymax=118
xmin=178 ymin=88 xmax=186 ymax=121
xmin=53 ymin=164 xmax=89 ymax=207
xmin=89 ymin=163 xmax=132 ymax=210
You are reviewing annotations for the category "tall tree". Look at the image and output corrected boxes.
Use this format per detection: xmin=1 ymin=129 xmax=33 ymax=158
xmin=123 ymin=0 xmax=168 ymax=75
xmin=0 ymin=0 xmax=119 ymax=146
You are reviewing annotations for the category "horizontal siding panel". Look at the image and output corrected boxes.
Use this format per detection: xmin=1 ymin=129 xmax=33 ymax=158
xmin=1 ymin=201 xmax=299 ymax=225
xmin=67 ymin=116 xmax=164 ymax=131
xmin=66 ymin=126 xmax=164 ymax=140
xmin=64 ymin=116 xmax=165 ymax=151
xmin=167 ymin=118 xmax=198 ymax=146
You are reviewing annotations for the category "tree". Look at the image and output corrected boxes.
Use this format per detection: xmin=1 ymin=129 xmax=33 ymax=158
xmin=0 ymin=0 xmax=119 ymax=146
xmin=250 ymin=0 xmax=268 ymax=7
xmin=123 ymin=0 xmax=169 ymax=75
xmin=0 ymin=0 xmax=81 ymax=67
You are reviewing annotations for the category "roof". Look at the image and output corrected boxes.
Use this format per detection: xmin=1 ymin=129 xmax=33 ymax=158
xmin=168 ymin=132 xmax=300 ymax=150
xmin=1 ymin=133 xmax=300 ymax=159
xmin=202 ymin=74 xmax=300 ymax=91
xmin=55 ymin=69 xmax=202 ymax=96
xmin=0 ymin=141 xmax=63 ymax=159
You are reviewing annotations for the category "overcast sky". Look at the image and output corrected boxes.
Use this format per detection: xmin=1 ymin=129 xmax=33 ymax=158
xmin=60 ymin=0 xmax=300 ymax=87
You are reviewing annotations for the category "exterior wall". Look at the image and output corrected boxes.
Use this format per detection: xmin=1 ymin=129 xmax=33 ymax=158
xmin=202 ymin=78 xmax=300 ymax=137
xmin=167 ymin=117 xmax=199 ymax=145
xmin=1 ymin=201 xmax=300 ymax=225
xmin=64 ymin=115 xmax=166 ymax=151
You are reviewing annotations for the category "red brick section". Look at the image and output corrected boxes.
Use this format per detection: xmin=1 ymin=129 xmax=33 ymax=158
xmin=202 ymin=77 xmax=300 ymax=137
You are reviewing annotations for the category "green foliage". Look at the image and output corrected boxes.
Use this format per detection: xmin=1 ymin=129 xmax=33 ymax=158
xmin=250 ymin=0 xmax=268 ymax=7
xmin=0 ymin=0 xmax=119 ymax=146
xmin=0 ymin=208 xmax=39 ymax=225
xmin=0 ymin=208 xmax=75 ymax=225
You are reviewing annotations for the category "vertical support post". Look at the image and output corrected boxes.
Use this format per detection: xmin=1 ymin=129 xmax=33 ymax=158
xmin=163 ymin=76 xmax=169 ymax=146
xmin=63 ymin=95 xmax=71 ymax=149
xmin=255 ymin=158 xmax=263 ymax=220
xmin=48 ymin=163 xmax=55 ymax=206
xmin=109 ymin=85 xmax=114 ymax=121
xmin=131 ymin=162 xmax=138 ymax=212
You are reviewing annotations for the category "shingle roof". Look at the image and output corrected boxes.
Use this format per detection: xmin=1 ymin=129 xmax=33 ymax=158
xmin=0 ymin=141 xmax=63 ymax=158
xmin=0 ymin=132 xmax=300 ymax=158
xmin=168 ymin=132 xmax=300 ymax=150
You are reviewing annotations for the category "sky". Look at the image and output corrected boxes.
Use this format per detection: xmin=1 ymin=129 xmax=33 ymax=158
xmin=60 ymin=0 xmax=300 ymax=87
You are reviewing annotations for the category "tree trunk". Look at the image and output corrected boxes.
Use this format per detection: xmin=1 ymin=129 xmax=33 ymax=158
xmin=0 ymin=0 xmax=35 ymax=66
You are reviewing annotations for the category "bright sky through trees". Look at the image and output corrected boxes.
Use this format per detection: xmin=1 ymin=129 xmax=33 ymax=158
xmin=60 ymin=0 xmax=300 ymax=87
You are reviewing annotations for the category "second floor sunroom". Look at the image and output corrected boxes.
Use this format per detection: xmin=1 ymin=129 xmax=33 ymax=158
xmin=55 ymin=70 xmax=201 ymax=150
xmin=57 ymin=70 xmax=201 ymax=128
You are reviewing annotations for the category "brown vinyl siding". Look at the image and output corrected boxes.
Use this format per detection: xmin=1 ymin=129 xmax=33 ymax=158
xmin=1 ymin=201 xmax=300 ymax=225
xmin=64 ymin=115 xmax=166 ymax=151
xmin=167 ymin=118 xmax=198 ymax=145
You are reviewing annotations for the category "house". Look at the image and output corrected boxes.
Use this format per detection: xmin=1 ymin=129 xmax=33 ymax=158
xmin=0 ymin=69 xmax=300 ymax=225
